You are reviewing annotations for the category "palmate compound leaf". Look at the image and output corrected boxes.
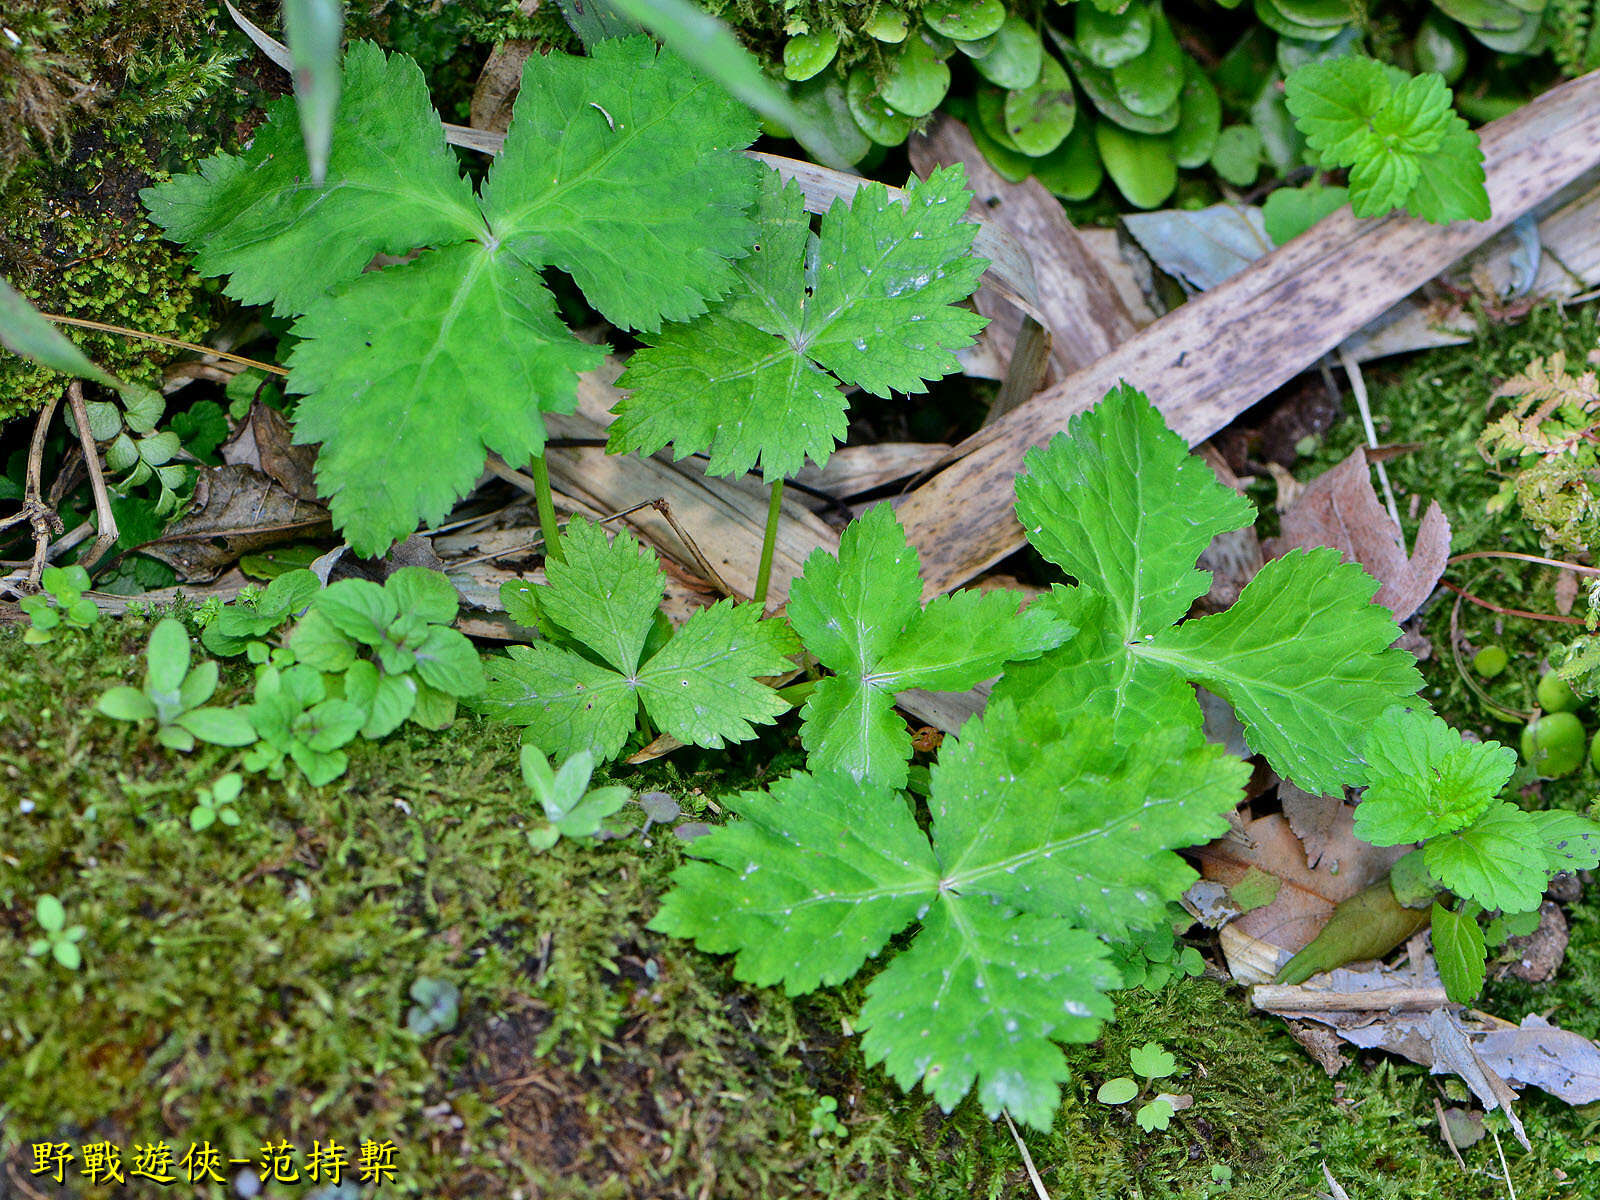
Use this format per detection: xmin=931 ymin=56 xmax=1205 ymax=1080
xmin=1353 ymin=707 xmax=1515 ymax=846
xmin=652 ymin=699 xmax=1249 ymax=1128
xmin=608 ymin=165 xmax=989 ymax=481
xmin=144 ymin=36 xmax=759 ymax=556
xmin=992 ymin=386 xmax=1422 ymax=795
xmin=785 ymin=504 xmax=1072 ymax=787
xmin=476 ymin=517 xmax=797 ymax=761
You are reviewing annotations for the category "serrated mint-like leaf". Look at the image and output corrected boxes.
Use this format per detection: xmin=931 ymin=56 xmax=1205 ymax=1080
xmin=1526 ymin=809 xmax=1600 ymax=875
xmin=787 ymin=504 xmax=1070 ymax=786
xmin=858 ymin=899 xmax=1117 ymax=1129
xmin=288 ymin=243 xmax=604 ymax=555
xmin=1348 ymin=138 xmax=1421 ymax=218
xmin=478 ymin=517 xmax=794 ymax=760
xmin=1140 ymin=550 xmax=1423 ymax=795
xmin=1424 ymin=802 xmax=1549 ymax=914
xmin=1015 ymin=383 xmax=1253 ymax=638
xmin=610 ymin=166 xmax=988 ymax=480
xmin=1354 ymin=708 xmax=1514 ymax=845
xmin=481 ymin=36 xmax=760 ymax=332
xmin=1431 ymin=901 xmax=1486 ymax=1004
xmin=650 ymin=771 xmax=941 ymax=994
xmin=1284 ymin=56 xmax=1389 ymax=169
xmin=1403 ymin=115 xmax=1489 ymax=224
xmin=931 ymin=702 xmax=1248 ymax=937
xmin=140 ymin=42 xmax=482 ymax=316
xmin=1371 ymin=73 xmax=1452 ymax=157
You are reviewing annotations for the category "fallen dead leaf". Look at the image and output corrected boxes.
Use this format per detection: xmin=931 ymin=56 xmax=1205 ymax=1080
xmin=1278 ymin=784 xmax=1351 ymax=872
xmin=1500 ymin=900 xmax=1569 ymax=983
xmin=1264 ymin=447 xmax=1451 ymax=621
xmin=221 ymin=401 xmax=321 ymax=502
xmin=134 ymin=464 xmax=331 ymax=581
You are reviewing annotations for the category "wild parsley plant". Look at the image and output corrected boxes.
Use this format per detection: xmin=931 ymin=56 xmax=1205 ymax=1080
xmin=142 ymin=36 xmax=760 ymax=556
xmin=657 ymin=385 xmax=1429 ymax=1128
xmin=609 ymin=165 xmax=989 ymax=602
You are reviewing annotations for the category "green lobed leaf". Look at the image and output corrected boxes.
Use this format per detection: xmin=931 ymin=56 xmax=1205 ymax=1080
xmin=609 ymin=167 xmax=988 ymax=481
xmin=287 ymin=243 xmax=605 ymax=556
xmin=1354 ymin=707 xmax=1514 ymax=845
xmin=787 ymin=504 xmax=1071 ymax=786
xmin=1283 ymin=55 xmax=1389 ymax=168
xmin=538 ymin=517 xmax=664 ymax=675
xmin=1424 ymin=803 xmax=1549 ymax=914
xmin=1431 ymin=901 xmax=1486 ymax=1003
xmin=1015 ymin=383 xmax=1255 ymax=640
xmin=1129 ymin=1041 xmax=1178 ymax=1079
xmin=858 ymin=899 xmax=1118 ymax=1129
xmin=649 ymin=771 xmax=942 ymax=995
xmin=140 ymin=41 xmax=483 ymax=316
xmin=481 ymin=36 xmax=760 ymax=333
xmin=1403 ymin=114 xmax=1489 ymax=223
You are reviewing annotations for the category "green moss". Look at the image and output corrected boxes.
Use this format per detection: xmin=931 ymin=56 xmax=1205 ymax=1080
xmin=6 ymin=611 xmax=1600 ymax=1198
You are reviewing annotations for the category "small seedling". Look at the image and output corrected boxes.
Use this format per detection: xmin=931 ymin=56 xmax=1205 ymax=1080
xmin=96 ymin=618 xmax=258 ymax=751
xmin=808 ymin=1095 xmax=847 ymax=1140
xmin=28 ymin=894 xmax=86 ymax=970
xmin=20 ymin=566 xmax=99 ymax=644
xmin=243 ymin=664 xmax=365 ymax=785
xmin=521 ymin=746 xmax=632 ymax=849
xmin=405 ymin=977 xmax=461 ymax=1036
xmin=1095 ymin=1041 xmax=1183 ymax=1132
xmin=189 ymin=772 xmax=244 ymax=831
xmin=202 ymin=568 xmax=319 ymax=657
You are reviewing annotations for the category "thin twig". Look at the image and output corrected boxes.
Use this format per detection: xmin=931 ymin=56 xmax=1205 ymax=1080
xmin=1491 ymin=1128 xmax=1517 ymax=1200
xmin=63 ymin=382 xmax=119 ymax=568
xmin=40 ymin=312 xmax=288 ymax=374
xmin=1001 ymin=1110 xmax=1053 ymax=1200
xmin=1337 ymin=347 xmax=1404 ymax=533
xmin=1449 ymin=590 xmax=1534 ymax=722
xmin=1433 ymin=1095 xmax=1469 ymax=1172
xmin=1438 ymin=579 xmax=1584 ymax=625
xmin=650 ymin=498 xmax=739 ymax=601
xmin=1448 ymin=549 xmax=1600 ymax=577
xmin=0 ymin=391 xmax=65 ymax=591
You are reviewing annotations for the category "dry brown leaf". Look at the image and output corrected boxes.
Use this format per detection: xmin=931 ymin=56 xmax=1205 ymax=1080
xmin=1264 ymin=447 xmax=1451 ymax=621
xmin=1195 ymin=443 xmax=1264 ymax=613
xmin=1501 ymin=900 xmax=1569 ymax=983
xmin=1278 ymin=784 xmax=1351 ymax=871
xmin=221 ymin=401 xmax=321 ymax=502
xmin=134 ymin=464 xmax=330 ymax=581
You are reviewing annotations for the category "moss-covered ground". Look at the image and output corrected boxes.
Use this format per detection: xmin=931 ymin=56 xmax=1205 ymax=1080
xmin=5 ymin=590 xmax=1600 ymax=1199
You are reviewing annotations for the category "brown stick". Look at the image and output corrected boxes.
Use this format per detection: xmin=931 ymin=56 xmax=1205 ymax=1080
xmin=891 ymin=70 xmax=1600 ymax=600
xmin=0 ymin=390 xmax=64 ymax=590
xmin=64 ymin=382 xmax=119 ymax=569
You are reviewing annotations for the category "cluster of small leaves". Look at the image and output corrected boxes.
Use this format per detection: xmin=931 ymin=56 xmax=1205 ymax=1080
xmin=96 ymin=618 xmax=257 ymax=751
xmin=610 ymin=166 xmax=988 ymax=482
xmin=405 ymin=977 xmax=461 ymax=1037
xmin=189 ymin=772 xmax=244 ymax=832
xmin=20 ymin=566 xmax=98 ymax=645
xmin=1354 ymin=706 xmax=1600 ymax=1001
xmin=1283 ymin=56 xmax=1488 ymax=224
xmin=142 ymin=36 xmax=760 ymax=555
xmin=1476 ymin=352 xmax=1600 ymax=556
xmin=657 ymin=384 xmax=1429 ymax=1127
xmin=519 ymin=746 xmax=632 ymax=850
xmin=202 ymin=569 xmax=319 ymax=659
xmin=478 ymin=517 xmax=796 ymax=762
xmin=80 ymin=383 xmax=193 ymax=517
xmin=1108 ymin=906 xmax=1206 ymax=993
xmin=27 ymin=895 xmax=86 ymax=971
xmin=243 ymin=663 xmax=365 ymax=786
xmin=1095 ymin=1041 xmax=1183 ymax=1133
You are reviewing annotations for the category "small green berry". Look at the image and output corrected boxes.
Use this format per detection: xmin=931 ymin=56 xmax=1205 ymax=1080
xmin=1521 ymin=712 xmax=1587 ymax=777
xmin=1537 ymin=671 xmax=1582 ymax=714
xmin=1472 ymin=646 xmax=1508 ymax=678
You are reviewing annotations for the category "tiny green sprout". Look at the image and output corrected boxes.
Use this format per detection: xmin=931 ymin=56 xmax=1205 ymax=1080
xmin=189 ymin=772 xmax=244 ymax=831
xmin=243 ymin=664 xmax=364 ymax=786
xmin=1209 ymin=1163 xmax=1235 ymax=1191
xmin=808 ymin=1095 xmax=848 ymax=1139
xmin=97 ymin=618 xmax=258 ymax=751
xmin=1521 ymin=711 xmax=1587 ymax=777
xmin=1096 ymin=1042 xmax=1182 ymax=1132
xmin=521 ymin=746 xmax=632 ymax=850
xmin=1473 ymin=645 xmax=1508 ymax=679
xmin=1537 ymin=670 xmax=1583 ymax=714
xmin=203 ymin=569 xmax=319 ymax=657
xmin=20 ymin=565 xmax=99 ymax=644
xmin=27 ymin=894 xmax=86 ymax=970
xmin=405 ymin=977 xmax=461 ymax=1037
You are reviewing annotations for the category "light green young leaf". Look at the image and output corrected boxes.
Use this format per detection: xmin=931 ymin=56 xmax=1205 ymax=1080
xmin=479 ymin=518 xmax=796 ymax=760
xmin=1424 ymin=802 xmax=1549 ymax=914
xmin=609 ymin=166 xmax=989 ymax=480
xmin=1283 ymin=56 xmax=1389 ymax=168
xmin=1097 ymin=1077 xmax=1139 ymax=1105
xmin=786 ymin=504 xmax=1071 ymax=786
xmin=1129 ymin=1041 xmax=1178 ymax=1080
xmin=1525 ymin=809 xmax=1600 ymax=876
xmin=1403 ymin=114 xmax=1489 ymax=223
xmin=1136 ymin=1096 xmax=1175 ymax=1132
xmin=1354 ymin=707 xmax=1514 ymax=845
xmin=1431 ymin=901 xmax=1486 ymax=1004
